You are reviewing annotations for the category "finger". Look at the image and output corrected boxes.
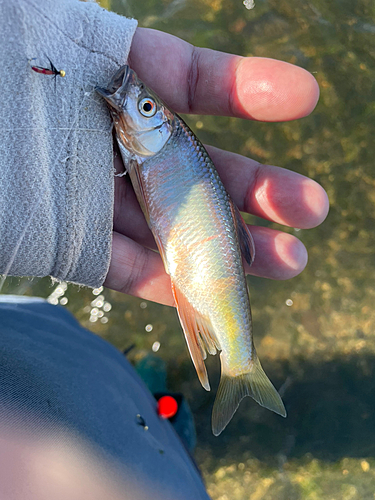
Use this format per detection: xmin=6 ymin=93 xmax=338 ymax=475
xmin=105 ymin=232 xmax=173 ymax=306
xmin=245 ymin=226 xmax=307 ymax=280
xmin=105 ymin=228 xmax=307 ymax=305
xmin=206 ymin=146 xmax=329 ymax=229
xmin=128 ymin=28 xmax=319 ymax=121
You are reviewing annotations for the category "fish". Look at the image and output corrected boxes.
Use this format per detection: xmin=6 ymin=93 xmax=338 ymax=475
xmin=97 ymin=66 xmax=286 ymax=435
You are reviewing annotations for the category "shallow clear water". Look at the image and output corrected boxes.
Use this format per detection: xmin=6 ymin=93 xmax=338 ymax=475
xmin=3 ymin=0 xmax=375 ymax=497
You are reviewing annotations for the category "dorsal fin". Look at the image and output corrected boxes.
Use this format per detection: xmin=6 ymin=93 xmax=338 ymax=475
xmin=171 ymin=282 xmax=221 ymax=391
xmin=229 ymin=199 xmax=256 ymax=267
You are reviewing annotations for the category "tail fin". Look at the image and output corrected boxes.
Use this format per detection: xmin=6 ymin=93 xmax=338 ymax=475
xmin=212 ymin=355 xmax=286 ymax=436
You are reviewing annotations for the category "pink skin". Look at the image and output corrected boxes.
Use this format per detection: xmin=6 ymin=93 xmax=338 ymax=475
xmin=105 ymin=28 xmax=328 ymax=307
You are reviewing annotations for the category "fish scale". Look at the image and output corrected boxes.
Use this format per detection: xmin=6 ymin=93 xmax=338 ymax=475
xmin=97 ymin=66 xmax=286 ymax=435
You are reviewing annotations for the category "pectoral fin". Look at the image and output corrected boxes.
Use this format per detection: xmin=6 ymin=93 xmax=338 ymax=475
xmin=153 ymin=232 xmax=169 ymax=275
xmin=229 ymin=199 xmax=256 ymax=267
xmin=171 ymin=282 xmax=221 ymax=391
xmin=124 ymin=156 xmax=150 ymax=225
xmin=122 ymin=157 xmax=170 ymax=275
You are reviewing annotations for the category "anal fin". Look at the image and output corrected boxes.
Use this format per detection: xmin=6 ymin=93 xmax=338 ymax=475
xmin=171 ymin=282 xmax=221 ymax=391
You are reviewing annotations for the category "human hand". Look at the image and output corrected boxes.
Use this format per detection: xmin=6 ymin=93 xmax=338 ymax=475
xmin=104 ymin=28 xmax=329 ymax=306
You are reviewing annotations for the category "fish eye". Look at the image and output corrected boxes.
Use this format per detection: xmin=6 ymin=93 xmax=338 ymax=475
xmin=138 ymin=97 xmax=157 ymax=117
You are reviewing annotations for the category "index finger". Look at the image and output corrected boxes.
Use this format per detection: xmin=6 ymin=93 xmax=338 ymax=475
xmin=128 ymin=27 xmax=319 ymax=121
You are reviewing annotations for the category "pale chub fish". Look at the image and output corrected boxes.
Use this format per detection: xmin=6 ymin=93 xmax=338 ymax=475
xmin=97 ymin=66 xmax=286 ymax=435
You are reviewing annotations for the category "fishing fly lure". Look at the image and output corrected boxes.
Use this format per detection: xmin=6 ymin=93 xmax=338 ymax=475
xmin=29 ymin=57 xmax=65 ymax=86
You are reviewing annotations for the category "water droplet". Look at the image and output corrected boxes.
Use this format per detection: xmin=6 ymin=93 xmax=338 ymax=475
xmin=60 ymin=297 xmax=68 ymax=305
xmin=91 ymin=308 xmax=99 ymax=316
xmin=145 ymin=324 xmax=153 ymax=332
xmin=89 ymin=316 xmax=98 ymax=323
xmin=100 ymin=317 xmax=109 ymax=324
xmin=152 ymin=341 xmax=160 ymax=352
xmin=103 ymin=302 xmax=112 ymax=312
xmin=140 ymin=302 xmax=147 ymax=309
xmin=243 ymin=0 xmax=255 ymax=9
xmin=361 ymin=460 xmax=370 ymax=472
xmin=47 ymin=297 xmax=58 ymax=305
xmin=92 ymin=287 xmax=103 ymax=296
xmin=286 ymin=299 xmax=293 ymax=307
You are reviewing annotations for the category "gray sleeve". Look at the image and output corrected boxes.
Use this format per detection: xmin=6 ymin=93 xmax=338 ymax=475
xmin=0 ymin=0 xmax=138 ymax=287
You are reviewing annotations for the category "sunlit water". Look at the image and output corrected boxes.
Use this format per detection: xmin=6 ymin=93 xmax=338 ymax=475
xmin=3 ymin=0 xmax=375 ymax=498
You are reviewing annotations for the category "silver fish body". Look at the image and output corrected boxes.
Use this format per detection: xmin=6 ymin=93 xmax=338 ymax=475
xmin=97 ymin=66 xmax=286 ymax=435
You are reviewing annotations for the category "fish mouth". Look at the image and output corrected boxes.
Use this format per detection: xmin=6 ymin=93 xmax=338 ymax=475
xmin=107 ymin=65 xmax=131 ymax=94
xmin=96 ymin=65 xmax=133 ymax=111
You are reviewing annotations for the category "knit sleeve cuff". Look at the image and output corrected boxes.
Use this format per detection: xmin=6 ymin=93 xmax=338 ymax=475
xmin=0 ymin=0 xmax=137 ymax=288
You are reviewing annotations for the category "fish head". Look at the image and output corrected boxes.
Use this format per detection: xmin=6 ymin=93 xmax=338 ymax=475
xmin=97 ymin=66 xmax=175 ymax=158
